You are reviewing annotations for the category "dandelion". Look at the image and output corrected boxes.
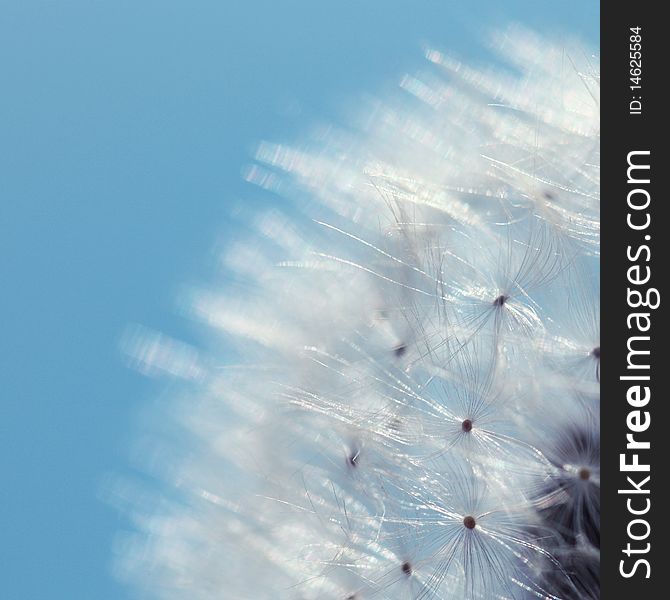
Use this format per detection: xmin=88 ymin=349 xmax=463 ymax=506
xmin=112 ymin=25 xmax=600 ymax=600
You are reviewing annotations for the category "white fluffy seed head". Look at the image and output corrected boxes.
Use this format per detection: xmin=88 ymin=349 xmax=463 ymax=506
xmin=112 ymin=25 xmax=599 ymax=600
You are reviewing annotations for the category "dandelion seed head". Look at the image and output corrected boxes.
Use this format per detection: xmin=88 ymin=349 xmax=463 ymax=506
xmin=114 ymin=24 xmax=600 ymax=600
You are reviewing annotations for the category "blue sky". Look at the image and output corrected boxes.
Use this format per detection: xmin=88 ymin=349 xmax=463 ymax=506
xmin=0 ymin=2 xmax=597 ymax=598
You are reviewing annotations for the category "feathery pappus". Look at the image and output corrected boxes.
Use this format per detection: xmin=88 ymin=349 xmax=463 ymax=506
xmin=112 ymin=25 xmax=600 ymax=600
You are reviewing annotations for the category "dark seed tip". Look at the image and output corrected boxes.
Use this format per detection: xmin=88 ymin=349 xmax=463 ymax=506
xmin=393 ymin=344 xmax=407 ymax=357
xmin=493 ymin=295 xmax=508 ymax=307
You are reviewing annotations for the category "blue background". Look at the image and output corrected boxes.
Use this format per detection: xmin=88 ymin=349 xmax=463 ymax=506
xmin=0 ymin=2 xmax=597 ymax=598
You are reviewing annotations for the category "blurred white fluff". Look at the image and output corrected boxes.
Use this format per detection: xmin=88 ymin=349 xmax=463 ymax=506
xmin=111 ymin=26 xmax=599 ymax=600
xmin=121 ymin=324 xmax=204 ymax=380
